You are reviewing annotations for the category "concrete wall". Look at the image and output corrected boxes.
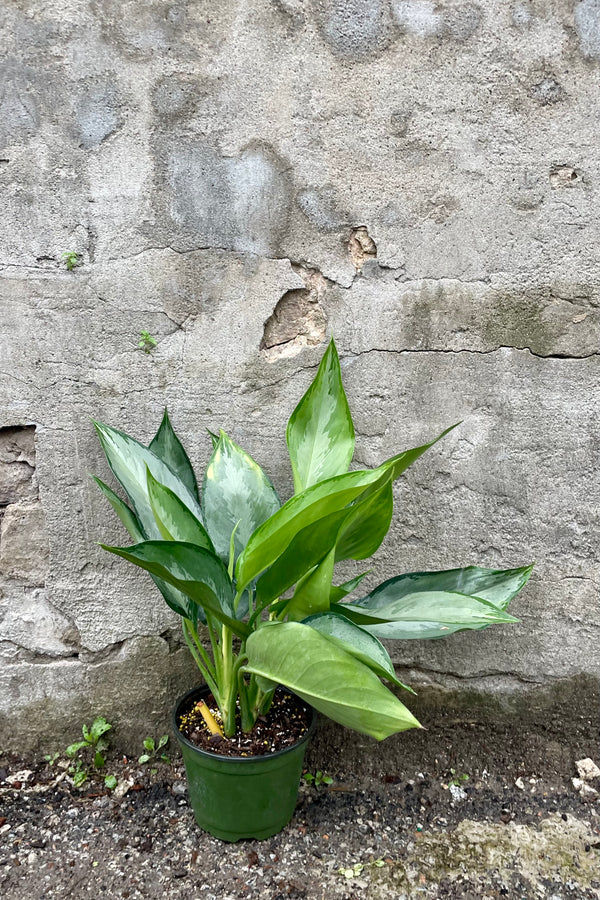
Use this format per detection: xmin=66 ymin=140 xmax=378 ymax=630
xmin=1 ymin=0 xmax=599 ymax=750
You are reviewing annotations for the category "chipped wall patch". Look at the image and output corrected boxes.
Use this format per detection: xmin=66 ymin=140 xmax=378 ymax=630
xmin=261 ymin=267 xmax=328 ymax=360
xmin=349 ymin=226 xmax=378 ymax=271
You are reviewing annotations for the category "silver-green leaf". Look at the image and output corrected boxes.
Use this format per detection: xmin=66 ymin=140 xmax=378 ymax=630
xmin=146 ymin=467 xmax=214 ymax=551
xmin=244 ymin=622 xmax=421 ymax=740
xmin=93 ymin=421 xmax=203 ymax=540
xmin=345 ymin=565 xmax=531 ymax=639
xmin=202 ymin=431 xmax=281 ymax=565
xmin=149 ymin=409 xmax=200 ymax=503
xmin=303 ymin=612 xmax=415 ymax=692
xmin=335 ymin=589 xmax=519 ymax=640
xmin=286 ymin=338 xmax=355 ymax=493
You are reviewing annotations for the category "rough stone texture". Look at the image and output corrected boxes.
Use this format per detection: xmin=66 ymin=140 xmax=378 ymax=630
xmin=0 ymin=427 xmax=37 ymax=505
xmin=0 ymin=501 xmax=49 ymax=585
xmin=1 ymin=0 xmax=600 ymax=749
xmin=0 ymin=632 xmax=198 ymax=752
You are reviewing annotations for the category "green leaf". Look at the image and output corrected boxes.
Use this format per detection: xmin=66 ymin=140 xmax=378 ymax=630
xmin=345 ymin=566 xmax=531 ymax=638
xmin=94 ymin=751 xmax=105 ymax=768
xmin=157 ymin=735 xmax=169 ymax=749
xmin=143 ymin=738 xmax=155 ymax=752
xmin=334 ymin=480 xmax=394 ymax=562
xmin=73 ymin=770 xmax=88 ymax=787
xmin=104 ymin=774 xmax=117 ymax=789
xmin=286 ymin=338 xmax=355 ymax=493
xmin=334 ymin=590 xmax=519 ymax=640
xmin=202 ymin=431 xmax=281 ymax=565
xmin=244 ymin=622 xmax=421 ymax=740
xmin=362 ymin=565 xmax=533 ymax=612
xmin=92 ymin=477 xmax=144 ymax=541
xmin=149 ymin=409 xmax=200 ymax=503
xmin=66 ymin=741 xmax=88 ymax=757
xmin=303 ymin=612 xmax=415 ymax=692
xmin=139 ymin=754 xmax=151 ymax=764
xmin=236 ymin=424 xmax=458 ymax=593
xmin=93 ymin=474 xmax=200 ymax=623
xmin=255 ymin=508 xmax=349 ymax=610
xmin=93 ymin=420 xmax=203 ymax=540
xmin=286 ymin=548 xmax=336 ymax=621
xmin=207 ymin=429 xmax=220 ymax=449
xmin=146 ymin=467 xmax=214 ymax=551
xmin=90 ymin=717 xmax=112 ymax=742
xmin=329 ymin=572 xmax=371 ymax=604
xmin=99 ymin=540 xmax=249 ymax=637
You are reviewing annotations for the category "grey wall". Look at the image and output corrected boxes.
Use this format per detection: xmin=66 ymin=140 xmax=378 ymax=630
xmin=1 ymin=0 xmax=599 ymax=750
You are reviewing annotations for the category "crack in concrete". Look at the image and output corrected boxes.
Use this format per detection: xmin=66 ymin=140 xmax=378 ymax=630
xmin=343 ymin=345 xmax=600 ymax=362
xmin=398 ymin=664 xmax=547 ymax=687
xmin=0 ymin=640 xmax=80 ymax=663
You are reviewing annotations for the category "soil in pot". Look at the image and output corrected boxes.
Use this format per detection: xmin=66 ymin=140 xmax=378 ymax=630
xmin=177 ymin=689 xmax=312 ymax=757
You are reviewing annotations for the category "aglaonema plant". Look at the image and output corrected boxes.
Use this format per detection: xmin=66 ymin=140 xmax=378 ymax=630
xmin=93 ymin=338 xmax=532 ymax=741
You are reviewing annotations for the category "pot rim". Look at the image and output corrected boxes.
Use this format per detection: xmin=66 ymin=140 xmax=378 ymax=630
xmin=173 ymin=684 xmax=317 ymax=764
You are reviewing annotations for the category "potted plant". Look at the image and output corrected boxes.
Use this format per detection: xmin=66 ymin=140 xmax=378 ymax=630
xmin=92 ymin=338 xmax=532 ymax=841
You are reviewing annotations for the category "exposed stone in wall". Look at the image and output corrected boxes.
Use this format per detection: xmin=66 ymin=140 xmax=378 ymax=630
xmin=0 ymin=426 xmax=48 ymax=589
xmin=75 ymin=83 xmax=121 ymax=149
xmin=0 ymin=425 xmax=55 ymax=665
xmin=315 ymin=0 xmax=396 ymax=58
xmin=0 ymin=427 xmax=37 ymax=505
xmin=0 ymin=501 xmax=49 ymax=585
xmin=161 ymin=141 xmax=294 ymax=256
xmin=0 ymin=632 xmax=198 ymax=753
xmin=0 ymin=589 xmax=79 ymax=659
xmin=261 ymin=266 xmax=328 ymax=359
xmin=349 ymin=226 xmax=378 ymax=272
xmin=549 ymin=165 xmax=584 ymax=189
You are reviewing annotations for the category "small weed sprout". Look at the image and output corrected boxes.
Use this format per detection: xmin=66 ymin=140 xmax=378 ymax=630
xmin=339 ymin=862 xmax=364 ymax=879
xmin=138 ymin=330 xmax=158 ymax=353
xmin=139 ymin=734 xmax=170 ymax=765
xmin=64 ymin=716 xmax=118 ymax=789
xmin=303 ymin=769 xmax=333 ymax=787
xmin=448 ymin=768 xmax=470 ymax=788
xmin=44 ymin=751 xmax=60 ymax=766
xmin=61 ymin=250 xmax=80 ymax=271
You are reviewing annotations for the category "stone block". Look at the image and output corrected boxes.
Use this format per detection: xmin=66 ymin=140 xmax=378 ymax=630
xmin=0 ymin=588 xmax=80 ymax=657
xmin=0 ymin=426 xmax=36 ymax=505
xmin=0 ymin=501 xmax=49 ymax=586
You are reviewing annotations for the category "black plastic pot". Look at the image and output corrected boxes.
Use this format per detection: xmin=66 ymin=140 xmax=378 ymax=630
xmin=173 ymin=685 xmax=317 ymax=842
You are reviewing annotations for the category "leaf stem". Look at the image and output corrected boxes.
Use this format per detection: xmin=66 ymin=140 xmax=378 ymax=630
xmin=220 ymin=625 xmax=237 ymax=737
xmin=188 ymin=621 xmax=217 ymax=681
xmin=182 ymin=620 xmax=219 ymax=702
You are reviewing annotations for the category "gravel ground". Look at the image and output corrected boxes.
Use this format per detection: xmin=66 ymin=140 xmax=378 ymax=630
xmin=1 ymin=713 xmax=599 ymax=900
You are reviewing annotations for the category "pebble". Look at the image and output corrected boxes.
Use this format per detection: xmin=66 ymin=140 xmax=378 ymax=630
xmin=449 ymin=784 xmax=467 ymax=802
xmin=575 ymin=758 xmax=600 ymax=781
xmin=572 ymin=778 xmax=599 ymax=800
xmin=7 ymin=770 xmax=33 ymax=785
xmin=172 ymin=782 xmax=187 ymax=796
